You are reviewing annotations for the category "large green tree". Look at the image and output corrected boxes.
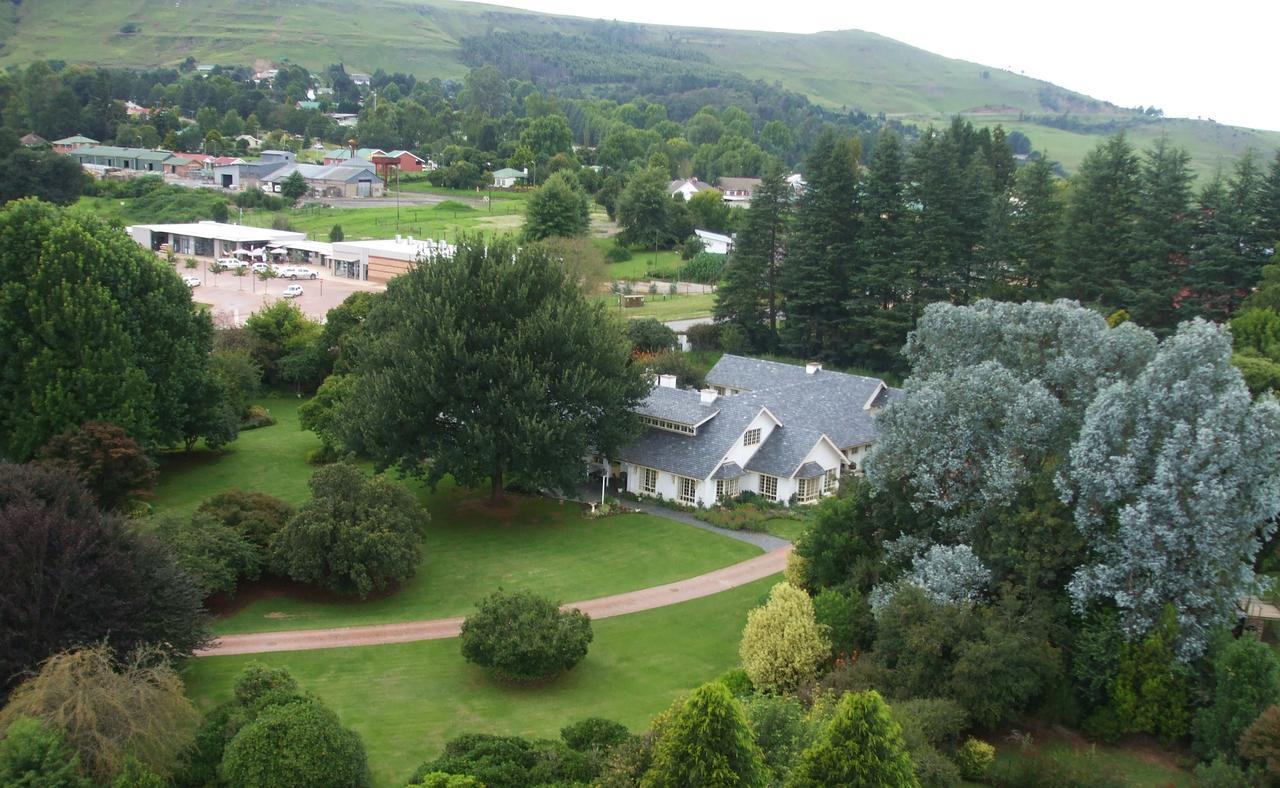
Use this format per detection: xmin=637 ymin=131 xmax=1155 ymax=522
xmin=714 ymin=167 xmax=790 ymax=352
xmin=348 ymin=235 xmax=648 ymax=503
xmin=786 ymin=690 xmax=918 ymax=788
xmin=523 ymin=170 xmax=590 ymax=241
xmin=0 ymin=199 xmax=230 ymax=460
xmin=642 ymin=682 xmax=764 ymax=788
xmin=1129 ymin=136 xmax=1194 ymax=330
xmin=616 ymin=168 xmax=677 ymax=249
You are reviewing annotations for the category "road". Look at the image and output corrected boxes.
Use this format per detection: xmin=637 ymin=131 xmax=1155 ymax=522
xmin=197 ymin=545 xmax=790 ymax=656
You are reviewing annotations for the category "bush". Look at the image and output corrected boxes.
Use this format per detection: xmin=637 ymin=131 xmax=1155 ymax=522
xmin=241 ymin=403 xmax=276 ymax=429
xmin=680 ymin=235 xmax=705 ymax=260
xmin=196 ymin=489 xmax=295 ymax=551
xmin=717 ymin=668 xmax=754 ymax=696
xmin=1193 ymin=757 xmax=1267 ymax=787
xmin=1192 ymin=636 xmax=1280 ymax=761
xmin=955 ymin=738 xmax=995 ymax=781
xmin=742 ymin=693 xmax=808 ymax=780
xmin=329 ymin=224 xmax=344 ymax=242
xmin=271 ymin=463 xmax=425 ymax=597
xmin=412 ymin=733 xmax=599 ymax=788
xmin=636 ymin=349 xmax=707 ymax=390
xmin=605 ymin=243 xmax=633 ymax=263
xmin=219 ymin=698 xmax=370 ymax=788
xmin=740 ymin=583 xmax=831 ymax=694
xmin=986 ymin=751 xmax=1125 ymax=788
xmin=910 ymin=743 xmax=961 ymax=788
xmin=686 ymin=322 xmax=721 ymax=352
xmin=680 ymin=252 xmax=727 ymax=284
xmin=812 ymin=586 xmax=875 ymax=656
xmin=892 ymin=698 xmax=968 ymax=750
xmin=460 ymin=590 xmax=593 ymax=680
xmin=1240 ymin=705 xmax=1280 ymax=781
xmin=560 ymin=718 xmax=629 ymax=753
xmin=153 ymin=512 xmax=262 ymax=597
xmin=645 ymin=682 xmax=764 ymax=787
xmin=0 ymin=716 xmax=91 ymax=788
xmin=788 ymin=690 xmax=916 ymax=788
xmin=409 ymin=773 xmax=483 ymax=787
xmin=627 ymin=318 xmax=677 ymax=353
xmin=38 ymin=421 xmax=157 ymax=511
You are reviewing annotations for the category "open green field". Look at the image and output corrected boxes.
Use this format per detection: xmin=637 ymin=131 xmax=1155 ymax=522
xmin=239 ymin=201 xmax=523 ymax=242
xmin=183 ymin=574 xmax=779 ymax=787
xmin=598 ymin=291 xmax=717 ymax=321
xmin=594 ymin=243 xmax=686 ymax=281
xmin=390 ymin=178 xmax=529 ymax=204
xmin=992 ymin=731 xmax=1192 ymax=787
xmin=153 ymin=395 xmax=759 ymax=635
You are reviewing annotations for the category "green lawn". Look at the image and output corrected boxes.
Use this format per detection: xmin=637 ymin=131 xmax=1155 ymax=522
xmin=183 ymin=574 xmax=779 ymax=787
xmin=598 ymin=292 xmax=717 ymax=321
xmin=152 ymin=395 xmax=320 ymax=515
xmin=763 ymin=517 xmax=809 ymax=542
xmin=594 ymin=242 xmax=686 ymax=281
xmin=391 ymin=178 xmax=529 ymax=204
xmin=152 ymin=395 xmax=760 ymax=635
xmin=238 ymin=201 xmax=522 ymax=242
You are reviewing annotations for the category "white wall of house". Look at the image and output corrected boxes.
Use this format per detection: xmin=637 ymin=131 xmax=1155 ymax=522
xmin=622 ymin=463 xmax=718 ymax=507
xmin=845 ymin=443 xmax=872 ymax=472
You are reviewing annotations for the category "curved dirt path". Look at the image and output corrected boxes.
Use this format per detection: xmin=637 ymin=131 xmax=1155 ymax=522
xmin=197 ymin=545 xmax=790 ymax=657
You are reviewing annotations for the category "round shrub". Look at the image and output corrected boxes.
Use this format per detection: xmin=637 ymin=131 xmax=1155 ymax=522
xmin=219 ymin=699 xmax=369 ymax=788
xmin=460 ymin=590 xmax=593 ymax=680
xmin=955 ymin=737 xmax=995 ymax=781
xmin=605 ymin=243 xmax=633 ymax=263
xmin=560 ymin=718 xmax=629 ymax=752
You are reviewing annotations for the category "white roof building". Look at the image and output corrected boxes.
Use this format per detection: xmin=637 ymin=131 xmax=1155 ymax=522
xmin=125 ymin=221 xmax=305 ymax=258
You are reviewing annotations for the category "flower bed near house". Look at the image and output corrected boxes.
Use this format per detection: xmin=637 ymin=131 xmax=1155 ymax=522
xmin=697 ymin=495 xmax=806 ymax=533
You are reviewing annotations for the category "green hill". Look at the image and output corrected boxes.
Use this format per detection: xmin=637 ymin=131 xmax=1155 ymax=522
xmin=3 ymin=0 xmax=1277 ymax=175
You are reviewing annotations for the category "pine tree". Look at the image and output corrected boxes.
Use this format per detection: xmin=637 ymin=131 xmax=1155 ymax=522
xmin=1129 ymin=136 xmax=1194 ymax=330
xmin=642 ymin=682 xmax=765 ymax=788
xmin=905 ymin=129 xmax=965 ymax=314
xmin=1055 ymin=133 xmax=1141 ymax=310
xmin=786 ymin=691 xmax=919 ymax=788
xmin=1259 ymin=150 xmax=1280 ymax=251
xmin=1182 ymin=177 xmax=1246 ymax=321
xmin=781 ymin=132 xmax=860 ymax=361
xmin=714 ymin=167 xmax=790 ymax=352
xmin=1008 ymin=158 xmax=1063 ymax=300
xmin=850 ymin=129 xmax=912 ymax=370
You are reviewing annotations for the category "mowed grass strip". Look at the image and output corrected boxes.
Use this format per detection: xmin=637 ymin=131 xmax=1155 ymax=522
xmin=152 ymin=395 xmax=760 ymax=635
xmin=182 ymin=574 xmax=778 ymax=788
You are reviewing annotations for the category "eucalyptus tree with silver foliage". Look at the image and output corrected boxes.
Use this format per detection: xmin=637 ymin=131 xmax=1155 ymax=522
xmin=1060 ymin=319 xmax=1280 ymax=658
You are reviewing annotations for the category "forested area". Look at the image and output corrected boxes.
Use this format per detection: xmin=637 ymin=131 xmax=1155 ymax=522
xmin=716 ymin=122 xmax=1280 ymax=373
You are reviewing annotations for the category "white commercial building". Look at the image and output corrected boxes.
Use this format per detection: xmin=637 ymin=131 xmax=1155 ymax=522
xmin=126 ymin=221 xmax=305 ymax=259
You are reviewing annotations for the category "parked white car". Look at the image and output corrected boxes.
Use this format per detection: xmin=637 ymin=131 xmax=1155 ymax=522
xmin=217 ymin=257 xmax=248 ymax=270
xmin=281 ymin=283 xmax=304 ymax=298
xmin=277 ymin=266 xmax=318 ymax=280
xmin=182 ymin=275 xmax=202 ymax=288
xmin=250 ymin=262 xmax=273 ymax=274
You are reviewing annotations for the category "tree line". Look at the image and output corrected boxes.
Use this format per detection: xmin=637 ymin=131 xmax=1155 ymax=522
xmin=716 ymin=121 xmax=1280 ymax=373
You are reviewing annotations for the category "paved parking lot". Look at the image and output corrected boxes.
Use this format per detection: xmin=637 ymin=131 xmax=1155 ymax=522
xmin=179 ymin=259 xmax=384 ymax=325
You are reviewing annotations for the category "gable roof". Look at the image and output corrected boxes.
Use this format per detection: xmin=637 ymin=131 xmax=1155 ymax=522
xmin=668 ymin=178 xmax=714 ymax=194
xmin=52 ymin=134 xmax=98 ymax=145
xmin=620 ymin=391 xmax=772 ymax=480
xmin=384 ymin=150 xmax=426 ymax=163
xmin=20 ymin=133 xmax=48 ymax=146
xmin=635 ymin=386 xmax=720 ymax=427
xmin=492 ymin=167 xmax=527 ymax=179
xmin=716 ymin=177 xmax=762 ymax=192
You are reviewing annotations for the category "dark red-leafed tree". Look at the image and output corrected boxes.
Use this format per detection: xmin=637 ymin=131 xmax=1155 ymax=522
xmin=39 ymin=421 xmax=157 ymax=511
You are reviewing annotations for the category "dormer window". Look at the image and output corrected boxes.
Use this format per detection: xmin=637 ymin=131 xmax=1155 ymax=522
xmin=641 ymin=416 xmax=696 ymax=435
xmin=743 ymin=428 xmax=761 ymax=446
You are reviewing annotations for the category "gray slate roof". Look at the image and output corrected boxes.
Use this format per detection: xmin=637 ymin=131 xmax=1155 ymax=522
xmin=635 ymin=386 xmax=719 ymax=426
xmin=743 ymin=426 xmax=827 ymax=478
xmin=711 ymin=462 xmax=744 ymax=480
xmin=620 ymin=391 xmax=769 ymax=480
xmin=619 ymin=355 xmax=901 ymax=483
xmin=795 ymin=462 xmax=826 ymax=479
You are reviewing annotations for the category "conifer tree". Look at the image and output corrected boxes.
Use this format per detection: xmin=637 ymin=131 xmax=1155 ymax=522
xmin=786 ymin=690 xmax=918 ymax=788
xmin=850 ymin=129 xmax=912 ymax=370
xmin=739 ymin=583 xmax=831 ymax=693
xmin=714 ymin=167 xmax=790 ymax=352
xmin=781 ymin=132 xmax=860 ymax=361
xmin=1007 ymin=158 xmax=1063 ymax=301
xmin=1055 ymin=134 xmax=1141 ymax=310
xmin=642 ymin=682 xmax=764 ymax=788
xmin=1129 ymin=136 xmax=1194 ymax=330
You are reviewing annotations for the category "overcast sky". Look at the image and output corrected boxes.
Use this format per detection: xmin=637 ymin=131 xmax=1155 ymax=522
xmin=462 ymin=0 xmax=1279 ymax=131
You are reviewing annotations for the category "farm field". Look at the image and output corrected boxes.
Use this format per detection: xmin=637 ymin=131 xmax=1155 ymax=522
xmin=238 ymin=200 xmax=522 ymax=241
xmin=152 ymin=395 xmax=759 ymax=636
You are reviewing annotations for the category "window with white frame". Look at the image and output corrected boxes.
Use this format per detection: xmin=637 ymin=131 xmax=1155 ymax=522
xmin=642 ymin=467 xmax=658 ymax=494
xmin=760 ymin=474 xmax=778 ymax=501
xmin=743 ymin=428 xmax=762 ymax=446
xmin=824 ymin=468 xmax=838 ymax=494
xmin=798 ymin=477 xmax=820 ymax=503
xmin=678 ymin=476 xmax=697 ymax=504
xmin=716 ymin=477 xmax=740 ymax=501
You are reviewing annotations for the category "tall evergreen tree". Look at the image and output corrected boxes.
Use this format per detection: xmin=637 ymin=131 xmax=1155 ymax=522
xmin=1182 ymin=177 xmax=1247 ymax=321
xmin=1008 ymin=158 xmax=1064 ymax=301
xmin=1055 ymin=133 xmax=1141 ymax=310
xmin=849 ymin=129 xmax=911 ymax=370
xmin=1258 ymin=150 xmax=1280 ymax=251
xmin=1130 ymin=136 xmax=1194 ymax=330
xmin=781 ymin=132 xmax=860 ymax=361
xmin=786 ymin=690 xmax=918 ymax=788
xmin=714 ymin=166 xmax=790 ymax=352
xmin=642 ymin=682 xmax=765 ymax=788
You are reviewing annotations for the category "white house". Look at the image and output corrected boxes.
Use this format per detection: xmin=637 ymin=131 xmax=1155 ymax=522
xmin=612 ymin=356 xmax=899 ymax=507
xmin=492 ymin=167 xmax=528 ymax=188
xmin=694 ymin=229 xmax=733 ymax=255
xmin=667 ymin=177 xmax=716 ymax=201
xmin=716 ymin=177 xmax=763 ymax=206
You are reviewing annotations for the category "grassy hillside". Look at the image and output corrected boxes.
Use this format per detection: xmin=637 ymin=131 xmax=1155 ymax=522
xmin=3 ymin=0 xmax=1275 ymax=175
xmin=0 ymin=0 xmax=1103 ymax=117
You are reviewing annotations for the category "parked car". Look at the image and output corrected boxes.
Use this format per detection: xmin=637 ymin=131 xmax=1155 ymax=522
xmin=250 ymin=262 xmax=273 ymax=274
xmin=217 ymin=257 xmax=248 ymax=270
xmin=281 ymin=283 xmax=304 ymax=298
xmin=278 ymin=266 xmax=318 ymax=280
xmin=182 ymin=275 xmax=201 ymax=288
